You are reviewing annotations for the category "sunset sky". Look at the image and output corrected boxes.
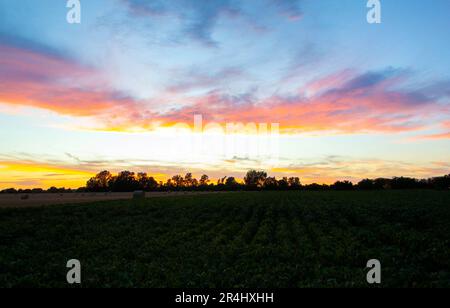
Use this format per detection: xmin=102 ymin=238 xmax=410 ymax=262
xmin=0 ymin=0 xmax=449 ymax=189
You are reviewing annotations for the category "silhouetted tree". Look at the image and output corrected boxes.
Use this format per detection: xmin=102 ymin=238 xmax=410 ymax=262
xmin=244 ymin=170 xmax=267 ymax=190
xmin=225 ymin=177 xmax=240 ymax=190
xmin=199 ymin=174 xmax=210 ymax=186
xmin=171 ymin=175 xmax=184 ymax=189
xmin=184 ymin=173 xmax=198 ymax=188
xmin=165 ymin=179 xmax=174 ymax=190
xmin=110 ymin=171 xmax=139 ymax=192
xmin=278 ymin=177 xmax=289 ymax=190
xmin=217 ymin=176 xmax=227 ymax=186
xmin=86 ymin=170 xmax=113 ymax=192
xmin=288 ymin=177 xmax=301 ymax=189
xmin=137 ymin=173 xmax=158 ymax=191
xmin=264 ymin=177 xmax=279 ymax=190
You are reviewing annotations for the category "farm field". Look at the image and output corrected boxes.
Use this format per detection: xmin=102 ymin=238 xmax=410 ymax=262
xmin=0 ymin=191 xmax=223 ymax=208
xmin=0 ymin=190 xmax=449 ymax=288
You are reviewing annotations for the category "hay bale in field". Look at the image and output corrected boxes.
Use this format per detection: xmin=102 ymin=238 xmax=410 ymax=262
xmin=133 ymin=191 xmax=146 ymax=200
xmin=20 ymin=195 xmax=30 ymax=200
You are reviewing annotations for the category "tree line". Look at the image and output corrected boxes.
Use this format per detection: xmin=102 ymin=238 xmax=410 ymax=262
xmin=1 ymin=170 xmax=449 ymax=194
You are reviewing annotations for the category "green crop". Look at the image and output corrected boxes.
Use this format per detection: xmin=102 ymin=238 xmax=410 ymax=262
xmin=0 ymin=190 xmax=449 ymax=288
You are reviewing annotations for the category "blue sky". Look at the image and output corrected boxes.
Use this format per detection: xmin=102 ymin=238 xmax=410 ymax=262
xmin=0 ymin=0 xmax=449 ymax=188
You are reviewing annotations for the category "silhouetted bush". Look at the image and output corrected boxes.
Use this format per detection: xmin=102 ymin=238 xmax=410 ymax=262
xmin=357 ymin=179 xmax=375 ymax=190
xmin=303 ymin=183 xmax=329 ymax=191
xmin=331 ymin=181 xmax=354 ymax=191
xmin=428 ymin=174 xmax=450 ymax=190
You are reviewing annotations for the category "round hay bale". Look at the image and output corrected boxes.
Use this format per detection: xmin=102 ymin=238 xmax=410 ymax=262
xmin=133 ymin=191 xmax=145 ymax=200
xmin=20 ymin=194 xmax=30 ymax=200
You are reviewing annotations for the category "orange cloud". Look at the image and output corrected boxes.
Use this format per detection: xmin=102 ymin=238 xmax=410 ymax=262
xmin=0 ymin=161 xmax=95 ymax=189
xmin=414 ymin=121 xmax=450 ymax=140
xmin=418 ymin=132 xmax=450 ymax=140
xmin=1 ymin=43 xmax=449 ymax=136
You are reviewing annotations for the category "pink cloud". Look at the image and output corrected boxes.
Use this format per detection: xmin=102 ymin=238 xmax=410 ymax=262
xmin=0 ymin=44 xmax=141 ymax=117
xmin=1 ymin=43 xmax=449 ymax=135
xmin=152 ymin=69 xmax=444 ymax=134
